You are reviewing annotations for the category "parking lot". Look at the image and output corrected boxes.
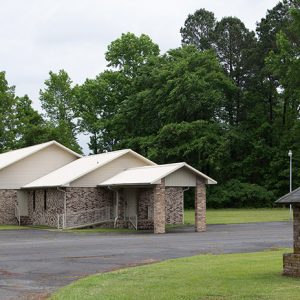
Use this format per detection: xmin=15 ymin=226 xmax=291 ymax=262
xmin=0 ymin=222 xmax=292 ymax=300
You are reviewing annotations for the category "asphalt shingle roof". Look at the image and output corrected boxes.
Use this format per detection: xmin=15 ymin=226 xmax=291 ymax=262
xmin=276 ymin=187 xmax=300 ymax=204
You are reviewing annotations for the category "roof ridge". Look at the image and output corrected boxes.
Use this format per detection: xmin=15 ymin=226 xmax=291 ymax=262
xmin=127 ymin=162 xmax=184 ymax=170
xmin=78 ymin=149 xmax=129 ymax=160
xmin=0 ymin=141 xmax=53 ymax=156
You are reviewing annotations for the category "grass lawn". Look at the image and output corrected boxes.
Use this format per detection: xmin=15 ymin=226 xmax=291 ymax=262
xmin=0 ymin=225 xmax=29 ymax=230
xmin=0 ymin=209 xmax=289 ymax=232
xmin=0 ymin=225 xmax=53 ymax=230
xmin=184 ymin=208 xmax=290 ymax=225
xmin=51 ymin=249 xmax=300 ymax=300
xmin=63 ymin=227 xmax=136 ymax=233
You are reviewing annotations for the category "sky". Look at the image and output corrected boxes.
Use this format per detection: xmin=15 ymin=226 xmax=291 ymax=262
xmin=0 ymin=0 xmax=279 ymax=153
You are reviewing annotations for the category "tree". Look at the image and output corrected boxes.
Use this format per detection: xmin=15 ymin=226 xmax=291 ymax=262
xmin=74 ymin=33 xmax=160 ymax=153
xmin=75 ymin=71 xmax=128 ymax=153
xmin=13 ymin=95 xmax=46 ymax=147
xmin=180 ymin=8 xmax=216 ymax=51
xmin=214 ymin=17 xmax=257 ymax=125
xmin=263 ymin=1 xmax=300 ymax=196
xmin=114 ymin=46 xmax=235 ymax=144
xmin=69 ymin=1 xmax=300 ymax=208
xmin=267 ymin=1 xmax=300 ymax=126
xmin=0 ymin=71 xmax=17 ymax=151
xmin=181 ymin=12 xmax=257 ymax=125
xmin=40 ymin=70 xmax=81 ymax=152
xmin=256 ymin=0 xmax=295 ymax=54
xmin=0 ymin=72 xmax=58 ymax=151
xmin=255 ymin=0 xmax=297 ymax=127
xmin=105 ymin=33 xmax=160 ymax=77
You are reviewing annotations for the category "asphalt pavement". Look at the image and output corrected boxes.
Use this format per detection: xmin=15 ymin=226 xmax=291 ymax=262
xmin=0 ymin=222 xmax=292 ymax=300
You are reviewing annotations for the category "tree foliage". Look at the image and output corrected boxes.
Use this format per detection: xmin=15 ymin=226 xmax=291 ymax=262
xmin=0 ymin=72 xmax=62 ymax=152
xmin=1 ymin=1 xmax=300 ymax=208
xmin=40 ymin=70 xmax=81 ymax=153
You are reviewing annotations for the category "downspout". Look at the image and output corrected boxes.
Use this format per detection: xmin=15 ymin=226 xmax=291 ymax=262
xmin=57 ymin=187 xmax=67 ymax=229
xmin=108 ymin=186 xmax=119 ymax=228
xmin=182 ymin=187 xmax=190 ymax=225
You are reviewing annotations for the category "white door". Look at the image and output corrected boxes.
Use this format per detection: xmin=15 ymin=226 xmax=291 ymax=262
xmin=124 ymin=188 xmax=137 ymax=217
xmin=17 ymin=190 xmax=29 ymax=216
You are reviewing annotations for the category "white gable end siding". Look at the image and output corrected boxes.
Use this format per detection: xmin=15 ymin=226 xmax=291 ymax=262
xmin=70 ymin=153 xmax=150 ymax=187
xmin=164 ymin=168 xmax=197 ymax=187
xmin=0 ymin=144 xmax=78 ymax=189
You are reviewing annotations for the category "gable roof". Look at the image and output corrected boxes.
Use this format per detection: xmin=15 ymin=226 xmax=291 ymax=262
xmin=98 ymin=162 xmax=217 ymax=186
xmin=0 ymin=141 xmax=81 ymax=171
xmin=276 ymin=187 xmax=300 ymax=204
xmin=23 ymin=149 xmax=156 ymax=188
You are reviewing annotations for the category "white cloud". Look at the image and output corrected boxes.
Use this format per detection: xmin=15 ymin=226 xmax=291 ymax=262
xmin=0 ymin=0 xmax=279 ymax=153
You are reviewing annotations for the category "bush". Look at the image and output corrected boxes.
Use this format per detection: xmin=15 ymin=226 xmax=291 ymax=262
xmin=207 ymin=180 xmax=276 ymax=208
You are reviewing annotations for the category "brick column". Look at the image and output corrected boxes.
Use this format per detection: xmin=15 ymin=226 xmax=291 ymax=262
xmin=153 ymin=179 xmax=166 ymax=234
xmin=195 ymin=178 xmax=206 ymax=232
xmin=293 ymin=206 xmax=300 ymax=253
xmin=282 ymin=205 xmax=300 ymax=277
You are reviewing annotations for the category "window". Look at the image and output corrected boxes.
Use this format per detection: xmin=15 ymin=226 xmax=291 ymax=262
xmin=33 ymin=191 xmax=36 ymax=211
xmin=44 ymin=190 xmax=47 ymax=211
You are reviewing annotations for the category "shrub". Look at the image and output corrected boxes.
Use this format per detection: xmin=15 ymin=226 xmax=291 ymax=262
xmin=207 ymin=180 xmax=276 ymax=208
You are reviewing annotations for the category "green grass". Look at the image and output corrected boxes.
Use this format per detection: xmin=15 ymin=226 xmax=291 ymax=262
xmin=64 ymin=227 xmax=136 ymax=234
xmin=184 ymin=208 xmax=290 ymax=225
xmin=0 ymin=209 xmax=289 ymax=232
xmin=51 ymin=249 xmax=300 ymax=300
xmin=0 ymin=224 xmax=54 ymax=230
xmin=0 ymin=225 xmax=29 ymax=230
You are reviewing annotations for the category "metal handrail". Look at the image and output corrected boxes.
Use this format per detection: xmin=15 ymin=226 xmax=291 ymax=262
xmin=128 ymin=215 xmax=137 ymax=230
xmin=57 ymin=207 xmax=111 ymax=229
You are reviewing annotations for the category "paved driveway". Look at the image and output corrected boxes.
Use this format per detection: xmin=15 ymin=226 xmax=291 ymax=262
xmin=0 ymin=222 xmax=292 ymax=300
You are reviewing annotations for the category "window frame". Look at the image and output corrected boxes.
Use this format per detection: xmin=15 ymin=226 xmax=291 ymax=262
xmin=33 ymin=190 xmax=36 ymax=211
xmin=43 ymin=190 xmax=47 ymax=211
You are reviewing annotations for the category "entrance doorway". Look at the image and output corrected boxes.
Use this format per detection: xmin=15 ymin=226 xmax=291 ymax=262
xmin=17 ymin=190 xmax=29 ymax=217
xmin=124 ymin=188 xmax=137 ymax=217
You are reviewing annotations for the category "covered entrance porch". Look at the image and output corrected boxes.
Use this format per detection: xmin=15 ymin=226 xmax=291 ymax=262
xmin=100 ymin=162 xmax=217 ymax=234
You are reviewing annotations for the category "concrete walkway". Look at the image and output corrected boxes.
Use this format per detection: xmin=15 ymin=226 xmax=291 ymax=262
xmin=0 ymin=222 xmax=292 ymax=300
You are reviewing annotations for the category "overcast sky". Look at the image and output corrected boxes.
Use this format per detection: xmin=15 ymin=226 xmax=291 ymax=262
xmin=0 ymin=0 xmax=279 ymax=153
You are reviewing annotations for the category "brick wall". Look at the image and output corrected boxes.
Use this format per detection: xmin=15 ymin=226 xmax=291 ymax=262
xmin=0 ymin=189 xmax=18 ymax=224
xmin=136 ymin=186 xmax=183 ymax=230
xmin=195 ymin=178 xmax=206 ymax=232
xmin=153 ymin=179 xmax=166 ymax=234
xmin=66 ymin=187 xmax=113 ymax=228
xmin=137 ymin=188 xmax=153 ymax=218
xmin=283 ymin=253 xmax=300 ymax=277
xmin=66 ymin=187 xmax=113 ymax=213
xmin=28 ymin=189 xmax=64 ymax=227
xmin=283 ymin=206 xmax=300 ymax=277
xmin=165 ymin=187 xmax=183 ymax=224
xmin=25 ymin=185 xmax=184 ymax=230
xmin=293 ymin=206 xmax=300 ymax=253
xmin=28 ymin=187 xmax=114 ymax=228
xmin=137 ymin=188 xmax=154 ymax=230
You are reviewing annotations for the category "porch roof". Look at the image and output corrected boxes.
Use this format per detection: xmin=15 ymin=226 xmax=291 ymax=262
xmin=98 ymin=162 xmax=217 ymax=186
xmin=276 ymin=187 xmax=300 ymax=204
